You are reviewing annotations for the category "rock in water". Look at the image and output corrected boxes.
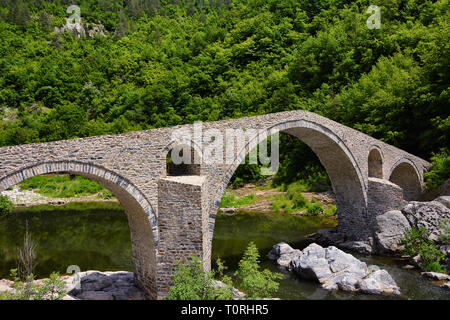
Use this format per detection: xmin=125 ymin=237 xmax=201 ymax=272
xmin=441 ymin=282 xmax=450 ymax=290
xmin=374 ymin=210 xmax=411 ymax=253
xmin=359 ymin=270 xmax=401 ymax=295
xmin=325 ymin=246 xmax=368 ymax=277
xmin=286 ymin=243 xmax=401 ymax=295
xmin=267 ymin=242 xmax=302 ymax=269
xmin=421 ymin=272 xmax=450 ymax=281
xmin=290 ymin=243 xmax=333 ymax=282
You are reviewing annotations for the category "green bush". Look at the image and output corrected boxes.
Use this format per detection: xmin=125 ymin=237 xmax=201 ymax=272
xmin=271 ymin=194 xmax=293 ymax=213
xmin=401 ymin=227 xmax=446 ymax=273
xmin=165 ymin=255 xmax=233 ymax=300
xmin=287 ymin=183 xmax=308 ymax=209
xmin=0 ymin=269 xmax=66 ymax=300
xmin=305 ymin=203 xmax=324 ymax=216
xmin=0 ymin=195 xmax=13 ymax=216
xmin=234 ymin=242 xmax=282 ymax=299
xmin=424 ymin=150 xmax=450 ymax=190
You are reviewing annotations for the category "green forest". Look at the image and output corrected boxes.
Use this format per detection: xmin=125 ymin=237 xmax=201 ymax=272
xmin=0 ymin=0 xmax=448 ymax=186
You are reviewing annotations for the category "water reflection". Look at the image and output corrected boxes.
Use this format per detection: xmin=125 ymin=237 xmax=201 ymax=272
xmin=0 ymin=204 xmax=449 ymax=300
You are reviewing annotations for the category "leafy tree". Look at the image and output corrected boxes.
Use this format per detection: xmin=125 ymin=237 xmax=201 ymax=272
xmin=234 ymin=242 xmax=282 ymax=299
xmin=424 ymin=150 xmax=450 ymax=190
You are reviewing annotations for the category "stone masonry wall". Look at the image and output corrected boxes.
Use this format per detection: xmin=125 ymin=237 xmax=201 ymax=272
xmin=0 ymin=110 xmax=430 ymax=299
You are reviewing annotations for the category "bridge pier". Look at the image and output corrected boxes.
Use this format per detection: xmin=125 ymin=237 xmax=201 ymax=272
xmin=156 ymin=175 xmax=210 ymax=299
xmin=367 ymin=177 xmax=408 ymax=220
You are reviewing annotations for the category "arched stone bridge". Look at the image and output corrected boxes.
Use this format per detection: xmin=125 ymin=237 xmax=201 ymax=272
xmin=0 ymin=110 xmax=429 ymax=299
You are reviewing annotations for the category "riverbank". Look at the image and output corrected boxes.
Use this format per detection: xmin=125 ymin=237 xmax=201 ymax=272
xmin=219 ymin=183 xmax=337 ymax=217
xmin=1 ymin=186 xmax=118 ymax=207
xmin=1 ymin=202 xmax=449 ymax=300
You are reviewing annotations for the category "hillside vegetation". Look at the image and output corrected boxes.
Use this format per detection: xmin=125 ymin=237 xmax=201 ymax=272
xmin=0 ymin=0 xmax=448 ymax=186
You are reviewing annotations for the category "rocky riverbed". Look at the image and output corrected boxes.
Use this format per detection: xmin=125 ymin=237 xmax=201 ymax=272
xmin=0 ymin=270 xmax=249 ymax=300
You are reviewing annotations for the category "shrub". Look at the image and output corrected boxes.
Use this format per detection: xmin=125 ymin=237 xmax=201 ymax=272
xmin=0 ymin=195 xmax=13 ymax=216
xmin=305 ymin=203 xmax=324 ymax=216
xmin=165 ymin=255 xmax=233 ymax=300
xmin=234 ymin=242 xmax=282 ymax=299
xmin=424 ymin=150 xmax=450 ymax=190
xmin=0 ymin=269 xmax=66 ymax=300
xmin=401 ymin=227 xmax=446 ymax=273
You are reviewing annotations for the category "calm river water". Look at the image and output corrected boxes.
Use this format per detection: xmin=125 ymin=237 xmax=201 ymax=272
xmin=0 ymin=203 xmax=449 ymax=300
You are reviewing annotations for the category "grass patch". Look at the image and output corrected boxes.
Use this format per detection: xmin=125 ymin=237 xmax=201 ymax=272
xmin=220 ymin=193 xmax=258 ymax=208
xmin=18 ymin=175 xmax=113 ymax=199
xmin=271 ymin=182 xmax=337 ymax=216
xmin=12 ymin=201 xmax=123 ymax=214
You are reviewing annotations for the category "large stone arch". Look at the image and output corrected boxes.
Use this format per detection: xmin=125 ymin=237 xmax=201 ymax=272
xmin=0 ymin=160 xmax=158 ymax=299
xmin=388 ymin=159 xmax=423 ymax=201
xmin=208 ymin=119 xmax=368 ymax=245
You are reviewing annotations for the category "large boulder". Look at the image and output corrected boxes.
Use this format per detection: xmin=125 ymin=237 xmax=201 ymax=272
xmin=339 ymin=240 xmax=374 ymax=254
xmin=66 ymin=271 xmax=146 ymax=300
xmin=359 ymin=270 xmax=401 ymax=295
xmin=290 ymin=243 xmax=333 ymax=282
xmin=374 ymin=210 xmax=411 ymax=253
xmin=402 ymin=201 xmax=450 ymax=242
xmin=288 ymin=243 xmax=400 ymax=295
xmin=434 ymin=196 xmax=450 ymax=208
xmin=268 ymin=242 xmax=302 ymax=269
xmin=325 ymin=246 xmax=368 ymax=277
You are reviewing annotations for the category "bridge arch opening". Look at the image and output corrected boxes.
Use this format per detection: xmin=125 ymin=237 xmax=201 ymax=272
xmin=209 ymin=120 xmax=368 ymax=256
xmin=164 ymin=143 xmax=201 ymax=176
xmin=368 ymin=148 xmax=383 ymax=179
xmin=0 ymin=161 xmax=158 ymax=299
xmin=389 ymin=160 xmax=422 ymax=201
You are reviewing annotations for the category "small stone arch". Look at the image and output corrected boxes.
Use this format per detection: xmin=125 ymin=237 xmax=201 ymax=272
xmin=0 ymin=160 xmax=158 ymax=299
xmin=162 ymin=139 xmax=203 ymax=176
xmin=208 ymin=119 xmax=368 ymax=244
xmin=389 ymin=159 xmax=423 ymax=201
xmin=368 ymin=147 xmax=383 ymax=179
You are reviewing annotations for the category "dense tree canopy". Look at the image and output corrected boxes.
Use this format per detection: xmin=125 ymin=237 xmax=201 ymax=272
xmin=0 ymin=0 xmax=448 ymax=183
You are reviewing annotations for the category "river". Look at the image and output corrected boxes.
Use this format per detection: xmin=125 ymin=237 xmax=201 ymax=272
xmin=0 ymin=202 xmax=449 ymax=300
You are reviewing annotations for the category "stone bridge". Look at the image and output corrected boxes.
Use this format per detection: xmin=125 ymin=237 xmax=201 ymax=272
xmin=0 ymin=110 xmax=429 ymax=299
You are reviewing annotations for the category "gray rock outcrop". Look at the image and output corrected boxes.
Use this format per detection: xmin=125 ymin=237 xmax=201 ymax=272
xmin=421 ymin=272 xmax=450 ymax=281
xmin=374 ymin=210 xmax=411 ymax=253
xmin=267 ymin=242 xmax=302 ymax=269
xmin=269 ymin=242 xmax=401 ymax=295
xmin=402 ymin=200 xmax=450 ymax=242
xmin=66 ymin=271 xmax=146 ymax=300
